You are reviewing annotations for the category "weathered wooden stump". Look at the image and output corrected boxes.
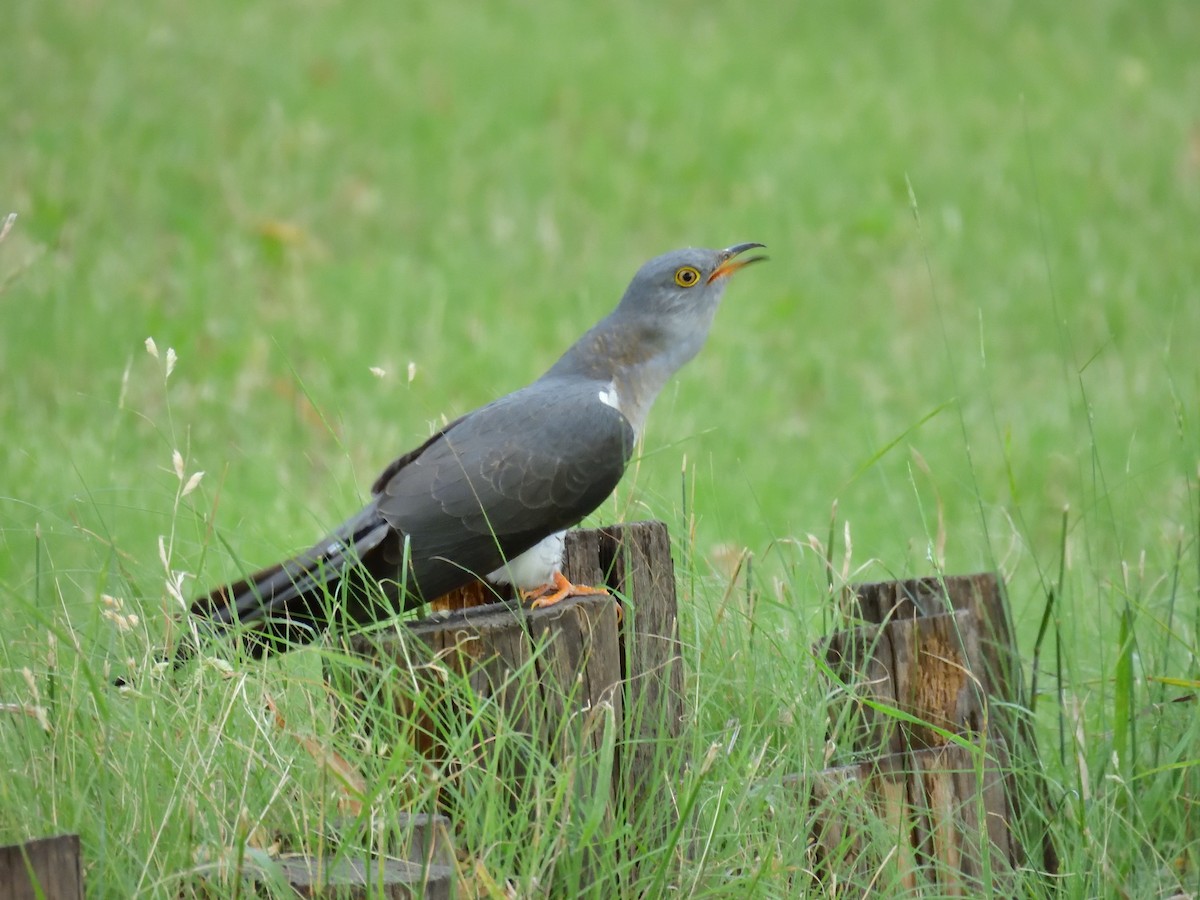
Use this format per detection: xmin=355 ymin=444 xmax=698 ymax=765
xmin=809 ymin=573 xmax=1053 ymax=890
xmin=562 ymin=520 xmax=686 ymax=845
xmin=400 ymin=582 xmax=623 ymax=764
xmin=0 ymin=834 xmax=83 ymax=900
xmin=845 ymin=574 xmax=1025 ymax=744
xmin=802 ymin=739 xmax=1019 ymax=892
xmin=823 ymin=607 xmax=992 ymax=754
xmin=329 ymin=521 xmax=683 ymax=883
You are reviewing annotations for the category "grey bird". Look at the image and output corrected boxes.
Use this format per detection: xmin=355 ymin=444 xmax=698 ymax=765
xmin=182 ymin=242 xmax=766 ymax=660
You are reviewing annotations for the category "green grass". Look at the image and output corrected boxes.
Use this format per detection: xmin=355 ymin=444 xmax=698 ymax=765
xmin=3 ymin=0 xmax=1199 ymax=895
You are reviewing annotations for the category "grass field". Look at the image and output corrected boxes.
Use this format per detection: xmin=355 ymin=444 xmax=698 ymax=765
xmin=2 ymin=0 xmax=1199 ymax=895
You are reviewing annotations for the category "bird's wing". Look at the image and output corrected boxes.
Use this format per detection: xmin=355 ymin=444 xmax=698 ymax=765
xmin=368 ymin=413 xmax=469 ymax=495
xmin=374 ymin=377 xmax=635 ymax=599
xmin=183 ymin=378 xmax=632 ymax=656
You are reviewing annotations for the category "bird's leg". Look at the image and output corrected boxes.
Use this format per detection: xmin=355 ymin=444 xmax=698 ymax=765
xmin=523 ymin=572 xmax=623 ymax=624
xmin=525 ymin=571 xmax=607 ymax=608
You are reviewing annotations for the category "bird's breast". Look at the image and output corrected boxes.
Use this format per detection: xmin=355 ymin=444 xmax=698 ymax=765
xmin=486 ymin=531 xmax=566 ymax=589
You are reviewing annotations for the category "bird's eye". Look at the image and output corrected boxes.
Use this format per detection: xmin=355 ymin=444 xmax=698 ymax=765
xmin=674 ymin=266 xmax=701 ymax=288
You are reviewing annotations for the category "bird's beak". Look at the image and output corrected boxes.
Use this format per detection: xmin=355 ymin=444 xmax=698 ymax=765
xmin=708 ymin=242 xmax=768 ymax=283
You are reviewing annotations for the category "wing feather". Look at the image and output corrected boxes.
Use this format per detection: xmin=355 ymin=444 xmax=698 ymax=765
xmin=375 ymin=377 xmax=634 ymax=599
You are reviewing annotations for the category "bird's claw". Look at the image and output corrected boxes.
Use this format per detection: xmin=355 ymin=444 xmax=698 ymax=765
xmin=525 ymin=571 xmax=609 ymax=609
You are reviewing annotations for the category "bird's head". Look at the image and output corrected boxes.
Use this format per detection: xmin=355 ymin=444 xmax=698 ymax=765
xmin=613 ymin=242 xmax=767 ymax=366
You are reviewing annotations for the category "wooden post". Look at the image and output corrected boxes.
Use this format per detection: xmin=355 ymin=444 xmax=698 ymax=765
xmin=846 ymin=573 xmax=1025 ymax=744
xmin=823 ymin=608 xmax=991 ymax=754
xmin=562 ymin=522 xmax=686 ymax=845
xmin=0 ymin=834 xmax=83 ymax=900
xmin=808 ymin=573 xmax=1055 ymax=888
xmin=347 ymin=520 xmax=681 ymax=754
xmin=804 ymin=739 xmax=1019 ymax=891
xmin=334 ymin=521 xmax=683 ymax=874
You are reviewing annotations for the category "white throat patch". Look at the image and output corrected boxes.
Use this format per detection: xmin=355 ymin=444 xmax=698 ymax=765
xmin=597 ymin=381 xmax=620 ymax=412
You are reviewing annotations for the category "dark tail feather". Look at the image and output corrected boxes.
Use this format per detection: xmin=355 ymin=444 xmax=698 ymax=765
xmin=175 ymin=557 xmax=323 ymax=663
xmin=110 ymin=517 xmax=398 ymax=686
xmin=182 ymin=517 xmax=396 ymax=661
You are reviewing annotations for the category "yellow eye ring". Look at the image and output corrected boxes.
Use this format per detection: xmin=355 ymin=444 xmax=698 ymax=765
xmin=674 ymin=266 xmax=701 ymax=288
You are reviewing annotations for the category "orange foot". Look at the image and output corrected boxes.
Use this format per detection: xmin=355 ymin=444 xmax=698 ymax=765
xmin=523 ymin=571 xmax=621 ymax=623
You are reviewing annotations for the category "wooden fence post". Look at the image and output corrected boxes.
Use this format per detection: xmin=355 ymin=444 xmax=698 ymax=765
xmin=0 ymin=834 xmax=83 ymax=900
xmin=808 ymin=573 xmax=1056 ymax=890
xmin=333 ymin=521 xmax=683 ymax=885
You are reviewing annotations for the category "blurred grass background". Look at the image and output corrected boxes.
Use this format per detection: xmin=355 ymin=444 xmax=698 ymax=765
xmin=2 ymin=0 xmax=1199 ymax=895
